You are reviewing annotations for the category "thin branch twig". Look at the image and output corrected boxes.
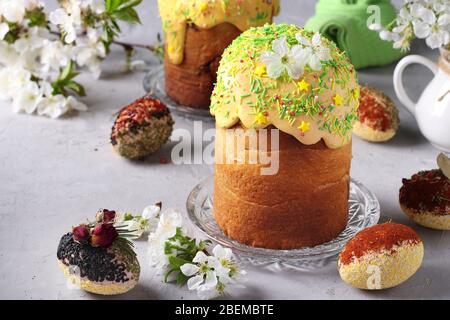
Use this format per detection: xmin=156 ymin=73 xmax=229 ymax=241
xmin=112 ymin=39 xmax=157 ymax=52
xmin=50 ymin=30 xmax=158 ymax=52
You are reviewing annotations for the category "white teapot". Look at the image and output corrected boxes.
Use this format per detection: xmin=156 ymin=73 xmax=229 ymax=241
xmin=394 ymin=49 xmax=450 ymax=152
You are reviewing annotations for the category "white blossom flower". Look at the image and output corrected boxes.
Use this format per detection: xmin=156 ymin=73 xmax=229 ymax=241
xmin=0 ymin=0 xmax=27 ymax=23
xmin=379 ymin=30 xmax=394 ymax=41
xmin=141 ymin=204 xmax=161 ymax=233
xmin=40 ymin=40 xmax=73 ymax=74
xmin=411 ymin=5 xmax=449 ymax=48
xmin=260 ymin=36 xmax=310 ymax=80
xmin=11 ymin=27 xmax=49 ymax=71
xmin=0 ymin=23 xmax=9 ymax=41
xmin=0 ymin=67 xmax=16 ymax=100
xmin=0 ymin=66 xmax=31 ymax=100
xmin=74 ymin=29 xmax=106 ymax=78
xmin=114 ymin=205 xmax=160 ymax=240
xmin=49 ymin=1 xmax=83 ymax=44
xmin=180 ymin=251 xmax=219 ymax=299
xmin=14 ymin=27 xmax=47 ymax=52
xmin=37 ymin=94 xmax=69 ymax=118
xmin=154 ymin=208 xmax=182 ymax=239
xmin=66 ymin=95 xmax=87 ymax=112
xmin=26 ymin=0 xmax=43 ymax=12
xmin=12 ymin=80 xmax=42 ymax=114
xmin=0 ymin=42 xmax=20 ymax=66
xmin=368 ymin=23 xmax=382 ymax=31
xmin=211 ymin=244 xmax=246 ymax=288
xmin=295 ymin=32 xmax=332 ymax=71
xmin=211 ymin=245 xmax=234 ymax=284
xmin=148 ymin=208 xmax=183 ymax=270
xmin=180 ymin=244 xmax=246 ymax=300
xmin=376 ymin=0 xmax=450 ymax=51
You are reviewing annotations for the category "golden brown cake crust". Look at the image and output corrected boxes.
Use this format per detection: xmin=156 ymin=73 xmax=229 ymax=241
xmin=164 ymin=23 xmax=241 ymax=109
xmin=214 ymin=125 xmax=352 ymax=249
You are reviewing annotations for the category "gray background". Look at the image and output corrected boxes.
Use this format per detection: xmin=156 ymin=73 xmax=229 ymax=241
xmin=0 ymin=0 xmax=448 ymax=299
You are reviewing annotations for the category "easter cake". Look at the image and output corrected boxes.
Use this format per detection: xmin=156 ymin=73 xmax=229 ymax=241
xmin=158 ymin=0 xmax=279 ymax=109
xmin=211 ymin=23 xmax=359 ymax=249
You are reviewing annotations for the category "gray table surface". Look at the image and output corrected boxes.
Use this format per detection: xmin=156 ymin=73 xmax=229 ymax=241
xmin=0 ymin=0 xmax=448 ymax=300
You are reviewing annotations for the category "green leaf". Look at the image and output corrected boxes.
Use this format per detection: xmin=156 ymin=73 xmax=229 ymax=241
xmin=105 ymin=0 xmax=122 ymax=12
xmin=59 ymin=60 xmax=75 ymax=82
xmin=197 ymin=240 xmax=211 ymax=251
xmin=116 ymin=0 xmax=143 ymax=11
xmin=112 ymin=7 xmax=141 ymax=24
xmin=111 ymin=19 xmax=121 ymax=31
xmin=65 ymin=80 xmax=86 ymax=97
xmin=168 ymin=255 xmax=190 ymax=269
xmin=3 ymin=22 xmax=20 ymax=44
xmin=164 ymin=268 xmax=176 ymax=283
xmin=51 ymin=60 xmax=85 ymax=97
xmin=176 ymin=272 xmax=188 ymax=286
xmin=25 ymin=8 xmax=47 ymax=28
xmin=123 ymin=212 xmax=134 ymax=221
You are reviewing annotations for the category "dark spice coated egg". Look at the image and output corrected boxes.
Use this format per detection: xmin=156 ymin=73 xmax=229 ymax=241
xmin=57 ymin=233 xmax=140 ymax=295
xmin=400 ymin=169 xmax=450 ymax=230
xmin=111 ymin=96 xmax=174 ymax=159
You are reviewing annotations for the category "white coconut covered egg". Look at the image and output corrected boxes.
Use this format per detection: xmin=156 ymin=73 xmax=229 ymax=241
xmin=338 ymin=223 xmax=424 ymax=290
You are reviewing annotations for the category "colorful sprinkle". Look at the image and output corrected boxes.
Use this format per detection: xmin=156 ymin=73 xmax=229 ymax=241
xmin=333 ymin=94 xmax=344 ymax=106
xmin=199 ymin=2 xmax=209 ymax=13
xmin=297 ymin=79 xmax=310 ymax=91
xmin=255 ymin=112 xmax=267 ymax=124
xmin=298 ymin=120 xmax=311 ymax=133
xmin=254 ymin=64 xmax=266 ymax=77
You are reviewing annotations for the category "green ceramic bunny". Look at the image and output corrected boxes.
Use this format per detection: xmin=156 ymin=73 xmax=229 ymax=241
xmin=306 ymin=0 xmax=405 ymax=69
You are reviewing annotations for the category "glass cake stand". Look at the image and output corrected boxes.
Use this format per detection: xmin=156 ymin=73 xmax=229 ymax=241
xmin=143 ymin=65 xmax=213 ymax=120
xmin=186 ymin=176 xmax=380 ymax=268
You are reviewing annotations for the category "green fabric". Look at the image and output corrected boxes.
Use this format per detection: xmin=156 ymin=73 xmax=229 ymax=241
xmin=305 ymin=0 xmax=405 ymax=69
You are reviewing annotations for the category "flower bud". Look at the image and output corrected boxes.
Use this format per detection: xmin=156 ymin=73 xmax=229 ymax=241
xmin=96 ymin=209 xmax=116 ymax=223
xmin=72 ymin=224 xmax=90 ymax=244
xmin=91 ymin=223 xmax=118 ymax=248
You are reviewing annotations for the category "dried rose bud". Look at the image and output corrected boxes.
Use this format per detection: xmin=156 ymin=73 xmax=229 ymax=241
xmin=72 ymin=224 xmax=90 ymax=244
xmin=95 ymin=209 xmax=116 ymax=223
xmin=91 ymin=223 xmax=118 ymax=248
xmin=102 ymin=209 xmax=116 ymax=223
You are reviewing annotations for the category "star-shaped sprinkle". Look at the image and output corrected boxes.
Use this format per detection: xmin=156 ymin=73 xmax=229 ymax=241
xmin=199 ymin=2 xmax=208 ymax=13
xmin=168 ymin=45 xmax=175 ymax=54
xmin=297 ymin=79 xmax=310 ymax=91
xmin=333 ymin=93 xmax=343 ymax=106
xmin=255 ymin=112 xmax=267 ymax=125
xmin=254 ymin=65 xmax=266 ymax=77
xmin=298 ymin=120 xmax=310 ymax=133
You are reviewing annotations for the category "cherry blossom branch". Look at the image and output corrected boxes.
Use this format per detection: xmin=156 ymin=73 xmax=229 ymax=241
xmin=50 ymin=30 xmax=161 ymax=53
xmin=112 ymin=39 xmax=158 ymax=52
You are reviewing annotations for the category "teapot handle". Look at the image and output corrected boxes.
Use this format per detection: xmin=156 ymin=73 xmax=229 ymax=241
xmin=393 ymin=55 xmax=438 ymax=116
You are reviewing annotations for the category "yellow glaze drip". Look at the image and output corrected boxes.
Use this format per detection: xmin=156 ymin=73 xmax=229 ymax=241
xmin=210 ymin=24 xmax=359 ymax=149
xmin=157 ymin=0 xmax=280 ymax=64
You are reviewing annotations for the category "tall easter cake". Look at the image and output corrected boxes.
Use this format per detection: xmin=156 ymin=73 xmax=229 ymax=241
xmin=158 ymin=0 xmax=279 ymax=109
xmin=211 ymin=24 xmax=359 ymax=249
